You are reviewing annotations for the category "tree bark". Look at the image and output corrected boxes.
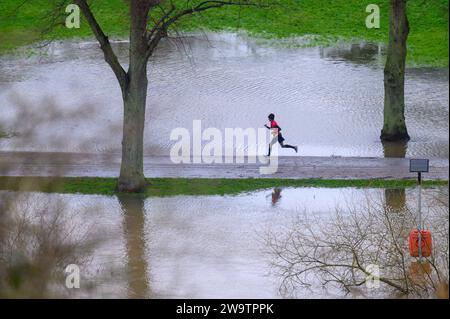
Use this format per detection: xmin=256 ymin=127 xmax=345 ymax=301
xmin=118 ymin=71 xmax=147 ymax=192
xmin=381 ymin=0 xmax=410 ymax=141
xmin=117 ymin=0 xmax=152 ymax=192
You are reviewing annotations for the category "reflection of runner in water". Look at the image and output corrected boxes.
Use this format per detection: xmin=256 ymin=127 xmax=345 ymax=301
xmin=264 ymin=113 xmax=297 ymax=156
xmin=265 ymin=188 xmax=282 ymax=206
xmin=271 ymin=188 xmax=282 ymax=206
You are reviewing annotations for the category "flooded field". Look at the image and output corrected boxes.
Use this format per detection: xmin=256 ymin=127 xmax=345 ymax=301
xmin=0 ymin=33 xmax=448 ymax=158
xmin=0 ymin=32 xmax=448 ymax=299
xmin=1 ymin=186 xmax=448 ymax=298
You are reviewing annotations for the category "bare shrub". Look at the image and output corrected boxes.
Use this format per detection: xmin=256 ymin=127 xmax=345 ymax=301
xmin=0 ymin=193 xmax=97 ymax=298
xmin=266 ymin=189 xmax=449 ymax=298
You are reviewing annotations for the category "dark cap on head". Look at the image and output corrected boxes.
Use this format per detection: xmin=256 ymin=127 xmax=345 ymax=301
xmin=268 ymin=113 xmax=275 ymax=120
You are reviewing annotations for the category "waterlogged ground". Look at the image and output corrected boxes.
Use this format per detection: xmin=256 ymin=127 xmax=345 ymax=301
xmin=0 ymin=33 xmax=448 ymax=158
xmin=1 ymin=186 xmax=448 ymax=298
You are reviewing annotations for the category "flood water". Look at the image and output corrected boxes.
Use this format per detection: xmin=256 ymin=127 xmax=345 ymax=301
xmin=1 ymin=186 xmax=448 ymax=298
xmin=0 ymin=33 xmax=448 ymax=158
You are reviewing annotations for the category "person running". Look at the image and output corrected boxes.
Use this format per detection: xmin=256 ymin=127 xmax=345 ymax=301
xmin=264 ymin=113 xmax=297 ymax=156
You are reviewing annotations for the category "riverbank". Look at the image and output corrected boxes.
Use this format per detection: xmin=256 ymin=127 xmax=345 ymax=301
xmin=0 ymin=0 xmax=448 ymax=66
xmin=0 ymin=176 xmax=447 ymax=197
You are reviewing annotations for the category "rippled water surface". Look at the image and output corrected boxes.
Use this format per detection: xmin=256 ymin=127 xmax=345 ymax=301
xmin=0 ymin=33 xmax=448 ymax=158
xmin=1 ymin=186 xmax=448 ymax=298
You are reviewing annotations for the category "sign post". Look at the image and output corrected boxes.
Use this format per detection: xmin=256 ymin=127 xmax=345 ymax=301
xmin=409 ymin=159 xmax=429 ymax=261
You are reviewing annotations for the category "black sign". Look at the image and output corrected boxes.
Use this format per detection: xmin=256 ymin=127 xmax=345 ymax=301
xmin=409 ymin=159 xmax=429 ymax=173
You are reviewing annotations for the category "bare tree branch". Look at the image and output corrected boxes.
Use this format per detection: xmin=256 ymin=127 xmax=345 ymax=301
xmin=74 ymin=0 xmax=128 ymax=91
xmin=145 ymin=0 xmax=267 ymax=59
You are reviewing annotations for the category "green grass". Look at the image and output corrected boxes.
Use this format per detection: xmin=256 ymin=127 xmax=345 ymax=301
xmin=0 ymin=0 xmax=448 ymax=66
xmin=0 ymin=176 xmax=447 ymax=197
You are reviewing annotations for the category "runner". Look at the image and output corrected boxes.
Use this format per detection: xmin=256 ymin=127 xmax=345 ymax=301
xmin=264 ymin=113 xmax=298 ymax=156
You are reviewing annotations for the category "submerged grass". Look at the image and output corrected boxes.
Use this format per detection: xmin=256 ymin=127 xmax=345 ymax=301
xmin=0 ymin=0 xmax=448 ymax=66
xmin=0 ymin=176 xmax=447 ymax=197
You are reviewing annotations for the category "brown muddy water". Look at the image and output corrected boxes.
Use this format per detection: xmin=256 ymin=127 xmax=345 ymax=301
xmin=0 ymin=33 xmax=448 ymax=158
xmin=0 ymin=187 xmax=448 ymax=298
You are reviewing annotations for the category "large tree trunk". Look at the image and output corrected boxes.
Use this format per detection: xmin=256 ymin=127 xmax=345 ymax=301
xmin=117 ymin=1 xmax=151 ymax=192
xmin=381 ymin=0 xmax=410 ymax=141
xmin=118 ymin=68 xmax=147 ymax=192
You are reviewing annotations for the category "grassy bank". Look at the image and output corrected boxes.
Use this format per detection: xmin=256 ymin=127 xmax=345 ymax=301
xmin=0 ymin=176 xmax=447 ymax=197
xmin=0 ymin=0 xmax=448 ymax=66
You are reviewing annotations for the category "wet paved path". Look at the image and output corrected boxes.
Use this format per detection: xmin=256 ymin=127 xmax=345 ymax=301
xmin=0 ymin=151 xmax=448 ymax=180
